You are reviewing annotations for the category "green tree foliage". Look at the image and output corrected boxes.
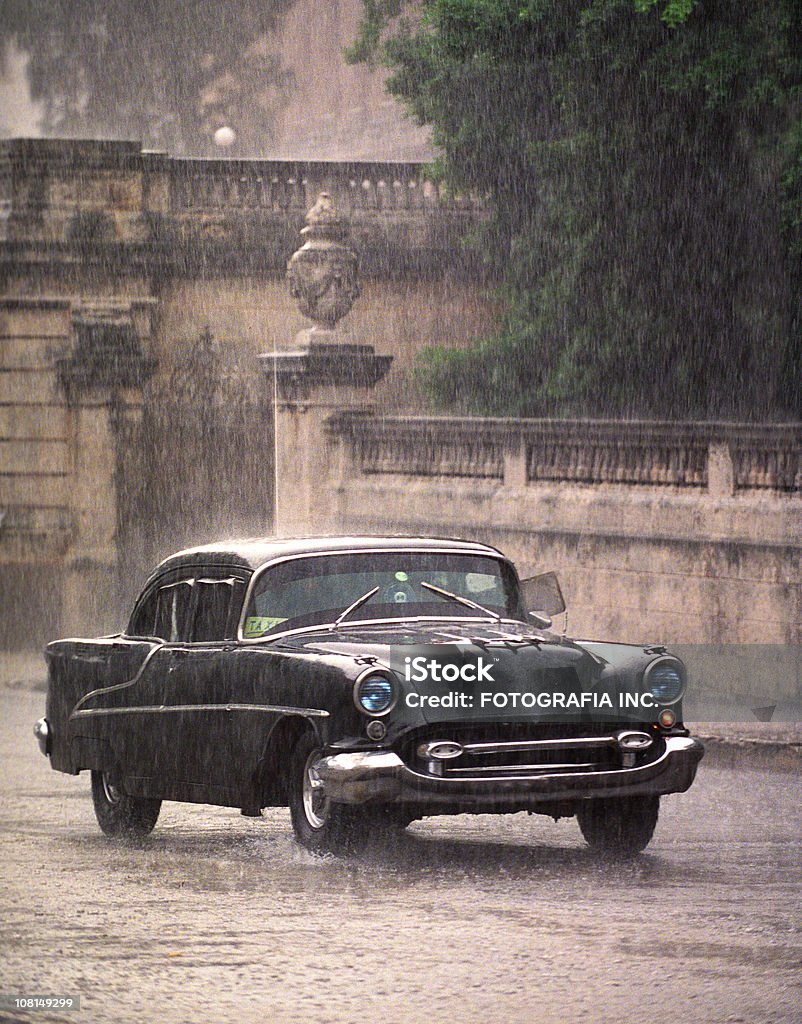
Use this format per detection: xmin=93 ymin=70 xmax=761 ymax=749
xmin=352 ymin=0 xmax=801 ymax=418
xmin=0 ymin=0 xmax=297 ymax=155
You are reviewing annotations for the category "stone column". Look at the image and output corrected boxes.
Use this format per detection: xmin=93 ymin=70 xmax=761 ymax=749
xmin=57 ymin=305 xmax=155 ymax=635
xmin=259 ymin=194 xmax=390 ymax=535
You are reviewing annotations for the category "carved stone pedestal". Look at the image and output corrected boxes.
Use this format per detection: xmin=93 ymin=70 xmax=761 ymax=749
xmin=259 ymin=335 xmax=391 ymax=535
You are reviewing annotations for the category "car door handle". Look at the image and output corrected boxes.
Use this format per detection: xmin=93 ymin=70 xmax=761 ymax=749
xmin=168 ymin=650 xmax=192 ymax=670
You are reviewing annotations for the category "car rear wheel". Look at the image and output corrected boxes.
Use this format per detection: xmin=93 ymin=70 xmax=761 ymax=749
xmin=288 ymin=733 xmax=369 ymax=855
xmin=576 ymin=795 xmax=659 ymax=857
xmin=90 ymin=770 xmax=162 ymax=838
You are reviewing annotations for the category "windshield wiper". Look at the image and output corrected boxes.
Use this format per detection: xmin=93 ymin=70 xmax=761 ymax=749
xmin=420 ymin=581 xmax=502 ymax=622
xmin=334 ymin=586 xmax=380 ymax=627
xmin=334 ymin=581 xmax=503 ymax=628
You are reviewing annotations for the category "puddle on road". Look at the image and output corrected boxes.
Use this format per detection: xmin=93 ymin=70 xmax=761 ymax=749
xmin=34 ymin=806 xmax=721 ymax=910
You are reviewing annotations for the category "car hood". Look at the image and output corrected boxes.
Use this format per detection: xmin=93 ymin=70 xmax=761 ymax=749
xmin=268 ymin=620 xmax=660 ymax=726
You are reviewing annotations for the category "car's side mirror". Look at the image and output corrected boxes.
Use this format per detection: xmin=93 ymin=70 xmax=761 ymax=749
xmin=520 ymin=571 xmax=566 ymax=628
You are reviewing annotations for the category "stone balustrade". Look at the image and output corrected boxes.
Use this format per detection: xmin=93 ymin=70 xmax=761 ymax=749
xmin=330 ymin=414 xmax=801 ymax=496
xmin=169 ymin=160 xmax=479 ymax=216
xmin=325 ymin=414 xmax=800 ymax=645
xmin=0 ymin=140 xmax=480 ymax=234
xmin=0 ymin=139 xmax=484 ymax=276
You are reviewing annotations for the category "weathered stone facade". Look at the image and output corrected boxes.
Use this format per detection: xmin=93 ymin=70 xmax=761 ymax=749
xmin=0 ymin=138 xmax=493 ymax=644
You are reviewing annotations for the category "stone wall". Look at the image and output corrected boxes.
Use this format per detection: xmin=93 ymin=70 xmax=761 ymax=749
xmin=324 ymin=414 xmax=801 ymax=648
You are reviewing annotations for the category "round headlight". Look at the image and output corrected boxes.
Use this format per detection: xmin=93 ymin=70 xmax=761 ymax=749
xmin=644 ymin=657 xmax=685 ymax=705
xmin=354 ymin=671 xmax=396 ymax=716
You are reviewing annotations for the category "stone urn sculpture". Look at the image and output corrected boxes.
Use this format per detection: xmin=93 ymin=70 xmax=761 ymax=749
xmin=286 ymin=192 xmax=360 ymax=330
xmin=262 ymin=191 xmax=390 ymax=401
xmin=259 ymin=189 xmax=391 ymax=532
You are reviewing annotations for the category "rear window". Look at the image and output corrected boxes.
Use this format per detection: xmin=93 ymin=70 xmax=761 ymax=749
xmin=153 ymin=581 xmax=193 ymax=642
xmin=129 ymin=573 xmax=246 ymax=642
xmin=191 ymin=578 xmax=243 ymax=642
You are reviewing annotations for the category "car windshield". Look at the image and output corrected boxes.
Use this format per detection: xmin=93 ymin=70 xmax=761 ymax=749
xmin=242 ymin=551 xmax=523 ymax=638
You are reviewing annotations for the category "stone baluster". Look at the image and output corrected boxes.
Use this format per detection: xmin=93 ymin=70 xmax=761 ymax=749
xmin=707 ymin=442 xmax=735 ymax=497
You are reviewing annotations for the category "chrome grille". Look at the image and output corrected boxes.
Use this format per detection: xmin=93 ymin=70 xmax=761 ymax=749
xmin=406 ymin=724 xmax=658 ymax=779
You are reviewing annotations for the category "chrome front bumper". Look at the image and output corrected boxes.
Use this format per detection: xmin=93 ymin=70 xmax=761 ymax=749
xmin=317 ymin=736 xmax=704 ymax=808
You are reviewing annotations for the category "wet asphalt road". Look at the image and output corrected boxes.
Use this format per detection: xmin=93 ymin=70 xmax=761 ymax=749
xmin=1 ymin=690 xmax=800 ymax=1024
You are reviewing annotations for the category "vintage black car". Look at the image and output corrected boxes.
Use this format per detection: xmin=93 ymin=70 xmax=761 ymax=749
xmin=35 ymin=536 xmax=703 ymax=856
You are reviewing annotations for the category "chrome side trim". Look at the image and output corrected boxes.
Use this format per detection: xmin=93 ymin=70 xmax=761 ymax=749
xmin=70 ymin=703 xmax=329 ymax=720
xmin=71 ymin=641 xmax=163 ymax=715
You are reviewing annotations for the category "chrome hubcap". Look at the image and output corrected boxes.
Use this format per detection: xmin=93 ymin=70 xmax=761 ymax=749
xmin=302 ymin=750 xmax=328 ymax=830
xmin=102 ymin=773 xmax=122 ymax=805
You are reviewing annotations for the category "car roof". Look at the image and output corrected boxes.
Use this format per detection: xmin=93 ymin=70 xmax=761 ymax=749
xmin=149 ymin=535 xmax=508 ymax=579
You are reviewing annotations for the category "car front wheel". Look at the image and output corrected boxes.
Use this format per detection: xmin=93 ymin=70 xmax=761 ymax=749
xmin=90 ymin=770 xmax=162 ymax=838
xmin=288 ymin=733 xmax=368 ymax=855
xmin=576 ymin=795 xmax=659 ymax=857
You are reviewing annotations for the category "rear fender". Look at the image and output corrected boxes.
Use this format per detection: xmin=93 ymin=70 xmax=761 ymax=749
xmin=44 ymin=637 xmax=159 ymax=773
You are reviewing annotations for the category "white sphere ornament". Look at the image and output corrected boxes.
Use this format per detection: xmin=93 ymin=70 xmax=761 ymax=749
xmin=213 ymin=126 xmax=236 ymax=147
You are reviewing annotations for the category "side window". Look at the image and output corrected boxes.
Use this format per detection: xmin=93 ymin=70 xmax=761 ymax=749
xmin=153 ymin=581 xmax=194 ymax=642
xmin=191 ymin=579 xmax=238 ymax=643
xmin=128 ymin=588 xmax=160 ymax=638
